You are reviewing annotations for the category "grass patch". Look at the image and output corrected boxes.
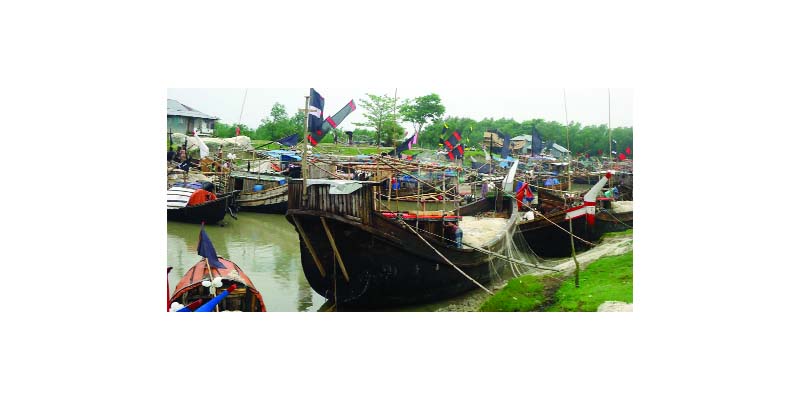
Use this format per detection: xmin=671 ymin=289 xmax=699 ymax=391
xmin=479 ymin=274 xmax=562 ymax=312
xmin=546 ymin=251 xmax=633 ymax=312
xmin=600 ymin=229 xmax=633 ymax=239
xmin=478 ymin=250 xmax=633 ymax=312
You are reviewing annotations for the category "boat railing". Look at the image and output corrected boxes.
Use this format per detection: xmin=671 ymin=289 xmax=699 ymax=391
xmin=288 ymin=180 xmax=377 ymax=224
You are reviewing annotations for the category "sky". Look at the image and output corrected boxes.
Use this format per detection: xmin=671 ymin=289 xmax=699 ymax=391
xmin=167 ymin=88 xmax=633 ymax=133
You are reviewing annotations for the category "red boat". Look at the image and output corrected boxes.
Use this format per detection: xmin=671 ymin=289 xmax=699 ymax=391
xmin=170 ymin=257 xmax=266 ymax=312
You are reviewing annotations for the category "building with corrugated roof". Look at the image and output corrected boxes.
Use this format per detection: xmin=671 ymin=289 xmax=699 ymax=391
xmin=167 ymin=99 xmax=219 ymax=135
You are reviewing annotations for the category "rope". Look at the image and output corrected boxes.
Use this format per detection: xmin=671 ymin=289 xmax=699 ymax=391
xmin=395 ymin=219 xmax=560 ymax=272
xmin=598 ymin=208 xmax=633 ymax=229
xmin=394 ymin=218 xmax=493 ymax=295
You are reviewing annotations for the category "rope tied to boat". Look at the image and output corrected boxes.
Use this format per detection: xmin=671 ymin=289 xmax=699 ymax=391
xmin=395 ymin=218 xmax=493 ymax=295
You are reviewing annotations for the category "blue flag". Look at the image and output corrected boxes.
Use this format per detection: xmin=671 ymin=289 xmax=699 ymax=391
xmin=531 ymin=125 xmax=543 ymax=156
xmin=197 ymin=225 xmax=225 ymax=269
xmin=277 ymin=133 xmax=299 ymax=147
xmin=308 ymin=88 xmax=325 ymax=134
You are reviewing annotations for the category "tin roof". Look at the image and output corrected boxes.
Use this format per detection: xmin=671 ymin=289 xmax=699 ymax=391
xmin=167 ymin=99 xmax=219 ymax=120
xmin=551 ymin=143 xmax=571 ymax=153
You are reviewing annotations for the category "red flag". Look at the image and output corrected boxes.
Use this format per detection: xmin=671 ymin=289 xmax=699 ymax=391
xmin=619 ymin=153 xmax=627 ymax=160
xmin=625 ymin=147 xmax=631 ymax=155
xmin=235 ymin=126 xmax=240 ymax=136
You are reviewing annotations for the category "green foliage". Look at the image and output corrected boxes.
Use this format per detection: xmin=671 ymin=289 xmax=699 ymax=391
xmin=214 ymin=121 xmax=254 ymax=138
xmin=417 ymin=115 xmax=632 ymax=159
xmin=270 ymin=103 xmax=288 ymax=122
xmin=354 ymin=93 xmax=400 ymax=146
xmin=399 ymin=93 xmax=445 ymax=135
xmin=253 ymin=102 xmax=303 ymax=141
xmin=546 ymin=251 xmax=633 ymax=312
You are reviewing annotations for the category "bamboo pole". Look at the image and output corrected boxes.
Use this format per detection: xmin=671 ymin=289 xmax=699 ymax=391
xmin=320 ymin=217 xmax=350 ymax=282
xmin=301 ymin=95 xmax=310 ymax=197
xmin=291 ymin=215 xmax=326 ymax=278
xmin=564 ymin=89 xmax=581 ymax=287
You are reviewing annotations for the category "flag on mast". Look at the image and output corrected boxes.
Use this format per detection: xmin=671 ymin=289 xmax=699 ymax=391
xmin=308 ymin=100 xmax=356 ymax=146
xmin=308 ymin=88 xmax=325 ymax=134
xmin=197 ymin=225 xmax=225 ymax=269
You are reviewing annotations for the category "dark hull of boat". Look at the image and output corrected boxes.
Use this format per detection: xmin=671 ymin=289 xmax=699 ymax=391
xmin=167 ymin=193 xmax=234 ymax=224
xmin=595 ymin=211 xmax=633 ymax=234
xmin=286 ymin=199 xmax=514 ymax=308
xmin=518 ymin=212 xmax=593 ymax=258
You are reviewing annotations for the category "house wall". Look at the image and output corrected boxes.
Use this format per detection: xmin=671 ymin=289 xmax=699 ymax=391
xmin=167 ymin=116 xmax=215 ymax=134
xmin=167 ymin=115 xmax=188 ymax=133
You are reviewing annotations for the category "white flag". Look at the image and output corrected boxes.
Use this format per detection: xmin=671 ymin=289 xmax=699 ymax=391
xmin=194 ymin=129 xmax=209 ymax=158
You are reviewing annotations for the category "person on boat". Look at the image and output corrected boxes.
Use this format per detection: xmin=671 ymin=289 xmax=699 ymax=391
xmin=187 ymin=187 xmax=217 ymax=206
xmin=167 ymin=146 xmax=176 ymax=162
xmin=445 ymin=222 xmax=463 ymax=248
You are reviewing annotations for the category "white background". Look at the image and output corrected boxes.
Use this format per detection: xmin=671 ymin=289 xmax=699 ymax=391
xmin=2 ymin=1 xmax=798 ymax=399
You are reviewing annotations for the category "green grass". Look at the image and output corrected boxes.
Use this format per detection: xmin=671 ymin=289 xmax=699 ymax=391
xmin=478 ymin=275 xmax=560 ymax=312
xmin=478 ymin=250 xmax=633 ymax=312
xmin=600 ymin=229 xmax=633 ymax=239
xmin=546 ymin=251 xmax=633 ymax=312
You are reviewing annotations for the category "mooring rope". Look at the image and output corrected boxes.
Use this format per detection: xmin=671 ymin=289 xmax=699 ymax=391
xmin=394 ymin=218 xmax=493 ymax=295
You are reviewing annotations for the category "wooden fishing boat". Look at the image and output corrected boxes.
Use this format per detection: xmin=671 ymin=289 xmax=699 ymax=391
xmin=517 ymin=204 xmax=593 ymax=258
xmin=170 ymin=257 xmax=267 ymax=312
xmin=594 ymin=198 xmax=633 ymax=234
xmin=227 ymin=172 xmax=288 ymax=214
xmin=167 ymin=190 xmax=239 ymax=224
xmin=517 ymin=173 xmax=610 ymax=258
xmin=285 ymin=178 xmax=518 ymax=308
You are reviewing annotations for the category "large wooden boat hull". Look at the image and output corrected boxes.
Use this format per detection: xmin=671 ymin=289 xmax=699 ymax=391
xmin=517 ymin=210 xmax=593 ymax=258
xmin=236 ymin=185 xmax=288 ymax=214
xmin=167 ymin=192 xmax=236 ymax=224
xmin=287 ymin=197 xmax=515 ymax=308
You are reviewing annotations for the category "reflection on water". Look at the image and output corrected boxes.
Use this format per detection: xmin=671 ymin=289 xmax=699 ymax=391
xmin=167 ymin=212 xmax=326 ymax=311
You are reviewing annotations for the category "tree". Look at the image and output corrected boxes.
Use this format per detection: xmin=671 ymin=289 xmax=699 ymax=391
xmin=399 ymin=93 xmax=445 ymax=136
xmin=270 ymin=103 xmax=288 ymax=122
xmin=354 ymin=93 xmax=397 ymax=146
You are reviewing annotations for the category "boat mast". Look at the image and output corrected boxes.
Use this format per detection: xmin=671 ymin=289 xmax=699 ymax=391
xmin=301 ymin=95 xmax=310 ymax=197
xmin=608 ymin=88 xmax=613 ymax=193
xmin=564 ymin=89 xmax=580 ymax=287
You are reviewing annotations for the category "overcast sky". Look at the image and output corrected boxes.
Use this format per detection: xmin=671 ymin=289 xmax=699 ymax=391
xmin=167 ymin=88 xmax=633 ymax=133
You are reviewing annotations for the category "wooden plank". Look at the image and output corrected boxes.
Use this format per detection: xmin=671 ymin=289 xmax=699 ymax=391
xmin=320 ymin=217 xmax=350 ymax=282
xmin=291 ymin=215 xmax=326 ymax=278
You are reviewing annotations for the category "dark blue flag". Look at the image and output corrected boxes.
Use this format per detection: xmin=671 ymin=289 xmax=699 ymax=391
xmin=308 ymin=88 xmax=325 ymax=134
xmin=309 ymin=100 xmax=356 ymax=146
xmin=197 ymin=225 xmax=225 ymax=269
xmin=531 ymin=125 xmax=543 ymax=156
xmin=277 ymin=133 xmax=299 ymax=147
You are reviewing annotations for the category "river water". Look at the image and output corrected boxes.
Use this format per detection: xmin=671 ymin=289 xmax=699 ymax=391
xmin=167 ymin=212 xmax=327 ymax=311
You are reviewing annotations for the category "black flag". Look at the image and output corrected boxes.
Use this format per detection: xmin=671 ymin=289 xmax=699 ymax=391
xmin=531 ymin=125 xmax=543 ymax=156
xmin=308 ymin=88 xmax=325 ymax=134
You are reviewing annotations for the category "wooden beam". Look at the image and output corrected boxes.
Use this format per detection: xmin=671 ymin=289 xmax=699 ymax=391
xmin=320 ymin=217 xmax=350 ymax=282
xmin=291 ymin=215 xmax=326 ymax=278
